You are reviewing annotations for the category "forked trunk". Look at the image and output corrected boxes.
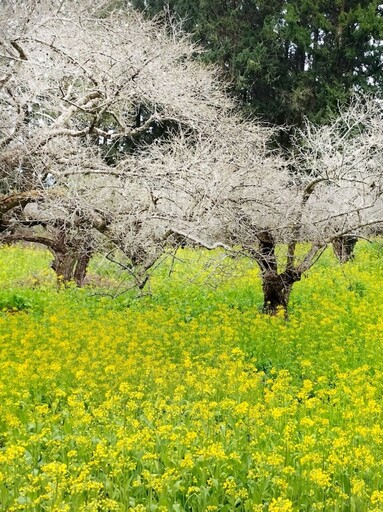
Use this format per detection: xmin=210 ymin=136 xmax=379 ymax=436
xmin=332 ymin=236 xmax=358 ymax=263
xmin=261 ymin=270 xmax=300 ymax=316
xmin=254 ymin=231 xmax=301 ymax=316
xmin=52 ymin=248 xmax=92 ymax=287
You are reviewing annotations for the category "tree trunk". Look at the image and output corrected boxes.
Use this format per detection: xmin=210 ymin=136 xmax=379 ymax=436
xmin=253 ymin=231 xmax=302 ymax=317
xmin=51 ymin=250 xmax=78 ymax=285
xmin=73 ymin=247 xmax=93 ymax=287
xmin=261 ymin=270 xmax=300 ymax=316
xmin=52 ymin=247 xmax=92 ymax=287
xmin=332 ymin=235 xmax=357 ymax=263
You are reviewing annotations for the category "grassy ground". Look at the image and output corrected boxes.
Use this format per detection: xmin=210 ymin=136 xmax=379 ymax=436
xmin=1 ymin=243 xmax=383 ymax=511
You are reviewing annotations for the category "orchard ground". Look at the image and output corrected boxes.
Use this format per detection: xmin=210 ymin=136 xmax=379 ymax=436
xmin=1 ymin=243 xmax=383 ymax=511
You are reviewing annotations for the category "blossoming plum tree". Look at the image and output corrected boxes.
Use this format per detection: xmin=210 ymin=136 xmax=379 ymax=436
xmin=0 ymin=0 xmax=234 ymax=283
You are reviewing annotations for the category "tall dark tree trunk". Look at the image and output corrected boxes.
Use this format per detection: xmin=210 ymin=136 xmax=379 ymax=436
xmin=262 ymin=271 xmax=296 ymax=315
xmin=332 ymin=235 xmax=357 ymax=263
xmin=253 ymin=231 xmax=303 ymax=316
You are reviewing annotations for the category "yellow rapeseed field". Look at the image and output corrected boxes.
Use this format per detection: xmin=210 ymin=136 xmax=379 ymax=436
xmin=1 ymin=244 xmax=383 ymax=511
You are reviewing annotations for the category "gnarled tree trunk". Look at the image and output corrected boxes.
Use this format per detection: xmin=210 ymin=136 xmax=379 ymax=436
xmin=51 ymin=250 xmax=77 ymax=285
xmin=73 ymin=247 xmax=92 ymax=287
xmin=262 ymin=269 xmax=301 ymax=315
xmin=332 ymin=235 xmax=358 ymax=263
xmin=253 ymin=231 xmax=300 ymax=316
xmin=48 ymin=222 xmax=94 ymax=287
xmin=252 ymin=231 xmax=311 ymax=316
xmin=51 ymin=244 xmax=93 ymax=287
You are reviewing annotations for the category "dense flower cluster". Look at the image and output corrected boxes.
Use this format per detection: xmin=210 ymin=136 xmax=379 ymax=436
xmin=1 ymin=244 xmax=383 ymax=510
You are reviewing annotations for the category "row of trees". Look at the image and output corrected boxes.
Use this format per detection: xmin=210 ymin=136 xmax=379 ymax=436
xmin=1 ymin=0 xmax=383 ymax=314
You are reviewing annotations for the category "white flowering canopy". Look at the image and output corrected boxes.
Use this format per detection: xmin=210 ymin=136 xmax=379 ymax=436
xmin=1 ymin=1 xmax=383 ymax=281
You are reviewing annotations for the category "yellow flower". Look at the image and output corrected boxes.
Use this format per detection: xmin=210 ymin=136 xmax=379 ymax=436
xmin=269 ymin=497 xmax=293 ymax=512
xmin=223 ymin=477 xmax=237 ymax=497
xmin=180 ymin=453 xmax=194 ymax=469
xmin=371 ymin=490 xmax=383 ymax=506
xmin=309 ymin=468 xmax=331 ymax=488
xmin=128 ymin=506 xmax=147 ymax=512
xmin=351 ymin=477 xmax=365 ymax=497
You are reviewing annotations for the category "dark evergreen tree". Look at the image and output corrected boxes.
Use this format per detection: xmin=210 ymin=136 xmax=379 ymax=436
xmin=131 ymin=0 xmax=383 ymax=126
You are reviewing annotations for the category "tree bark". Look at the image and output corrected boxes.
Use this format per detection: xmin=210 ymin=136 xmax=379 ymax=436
xmin=261 ymin=269 xmax=301 ymax=316
xmin=51 ymin=246 xmax=93 ymax=287
xmin=51 ymin=250 xmax=78 ymax=285
xmin=253 ymin=231 xmax=302 ymax=316
xmin=73 ymin=247 xmax=93 ymax=287
xmin=332 ymin=235 xmax=357 ymax=263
